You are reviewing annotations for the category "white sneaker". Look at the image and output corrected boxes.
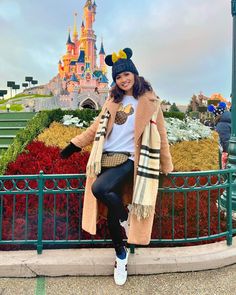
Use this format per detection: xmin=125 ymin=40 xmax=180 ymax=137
xmin=114 ymin=249 xmax=129 ymax=285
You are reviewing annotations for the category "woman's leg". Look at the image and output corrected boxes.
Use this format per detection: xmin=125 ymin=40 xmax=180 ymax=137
xmin=92 ymin=159 xmax=134 ymax=254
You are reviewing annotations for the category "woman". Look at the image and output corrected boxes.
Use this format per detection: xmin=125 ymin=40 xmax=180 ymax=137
xmin=60 ymin=47 xmax=173 ymax=285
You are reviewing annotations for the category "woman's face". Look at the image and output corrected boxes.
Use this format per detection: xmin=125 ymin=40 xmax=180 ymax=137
xmin=115 ymin=71 xmax=135 ymax=95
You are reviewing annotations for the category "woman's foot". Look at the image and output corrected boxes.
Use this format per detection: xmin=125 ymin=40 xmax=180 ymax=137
xmin=114 ymin=248 xmax=129 ymax=285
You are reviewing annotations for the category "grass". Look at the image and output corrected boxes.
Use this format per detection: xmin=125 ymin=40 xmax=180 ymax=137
xmin=0 ymin=104 xmax=24 ymax=112
xmin=0 ymin=93 xmax=53 ymax=105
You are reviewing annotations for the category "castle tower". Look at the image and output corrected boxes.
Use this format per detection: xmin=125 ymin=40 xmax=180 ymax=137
xmin=55 ymin=0 xmax=109 ymax=105
xmin=72 ymin=13 xmax=79 ymax=56
xmin=66 ymin=28 xmax=73 ymax=54
xmin=99 ymin=39 xmax=106 ymax=73
xmin=80 ymin=0 xmax=97 ymax=69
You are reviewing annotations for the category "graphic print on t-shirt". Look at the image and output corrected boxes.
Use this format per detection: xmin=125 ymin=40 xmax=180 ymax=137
xmin=115 ymin=103 xmax=134 ymax=125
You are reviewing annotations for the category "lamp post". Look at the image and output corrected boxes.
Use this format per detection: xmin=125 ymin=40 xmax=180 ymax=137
xmin=12 ymin=84 xmax=20 ymax=96
xmin=6 ymin=103 xmax=10 ymax=113
xmin=25 ymin=76 xmax=33 ymax=88
xmin=0 ymin=90 xmax=7 ymax=100
xmin=220 ymin=0 xmax=236 ymax=209
xmin=7 ymin=81 xmax=15 ymax=98
xmin=22 ymin=83 xmax=28 ymax=90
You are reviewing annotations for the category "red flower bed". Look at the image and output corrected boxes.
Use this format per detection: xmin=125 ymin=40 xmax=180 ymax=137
xmin=1 ymin=141 xmax=227 ymax=250
xmin=2 ymin=141 xmax=105 ymax=246
xmin=151 ymin=175 xmax=227 ymax=245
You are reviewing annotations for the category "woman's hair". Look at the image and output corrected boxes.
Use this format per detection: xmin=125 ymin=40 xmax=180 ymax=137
xmin=110 ymin=74 xmax=153 ymax=103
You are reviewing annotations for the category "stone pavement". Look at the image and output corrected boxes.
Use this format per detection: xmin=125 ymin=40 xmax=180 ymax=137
xmin=1 ymin=237 xmax=236 ymax=294
xmin=1 ymin=264 xmax=236 ymax=295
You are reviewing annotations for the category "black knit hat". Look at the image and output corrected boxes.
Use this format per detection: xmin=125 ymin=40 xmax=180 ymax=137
xmin=105 ymin=48 xmax=139 ymax=81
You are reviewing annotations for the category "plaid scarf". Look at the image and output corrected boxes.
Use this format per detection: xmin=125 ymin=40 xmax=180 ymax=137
xmin=131 ymin=111 xmax=160 ymax=220
xmin=86 ymin=110 xmax=110 ymax=177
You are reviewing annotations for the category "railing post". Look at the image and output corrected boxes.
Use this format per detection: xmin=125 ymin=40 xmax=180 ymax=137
xmin=129 ymin=244 xmax=135 ymax=254
xmin=37 ymin=171 xmax=44 ymax=254
xmin=220 ymin=0 xmax=236 ymax=210
xmin=227 ymin=169 xmax=233 ymax=246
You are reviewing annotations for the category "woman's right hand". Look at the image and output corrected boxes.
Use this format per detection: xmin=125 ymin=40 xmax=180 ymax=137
xmin=60 ymin=142 xmax=81 ymax=159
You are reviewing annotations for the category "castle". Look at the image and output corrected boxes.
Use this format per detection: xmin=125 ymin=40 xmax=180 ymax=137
xmin=24 ymin=0 xmax=109 ymax=110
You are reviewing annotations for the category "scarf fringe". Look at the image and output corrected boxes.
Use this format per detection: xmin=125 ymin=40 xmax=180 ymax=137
xmin=86 ymin=162 xmax=101 ymax=178
xmin=130 ymin=204 xmax=154 ymax=221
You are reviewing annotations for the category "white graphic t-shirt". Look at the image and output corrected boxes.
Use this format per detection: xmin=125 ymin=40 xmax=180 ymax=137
xmin=103 ymin=95 xmax=138 ymax=160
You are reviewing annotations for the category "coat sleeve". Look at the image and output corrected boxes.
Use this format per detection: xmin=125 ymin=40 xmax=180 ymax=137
xmin=71 ymin=100 xmax=108 ymax=148
xmin=156 ymin=106 xmax=174 ymax=174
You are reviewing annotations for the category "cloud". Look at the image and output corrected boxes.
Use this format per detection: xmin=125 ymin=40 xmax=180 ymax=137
xmin=0 ymin=0 xmax=232 ymax=103
xmin=98 ymin=0 xmax=231 ymax=103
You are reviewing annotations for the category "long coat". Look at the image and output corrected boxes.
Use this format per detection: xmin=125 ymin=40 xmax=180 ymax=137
xmin=71 ymin=91 xmax=173 ymax=245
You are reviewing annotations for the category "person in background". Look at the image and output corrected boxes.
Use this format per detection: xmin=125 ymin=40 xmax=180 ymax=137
xmin=208 ymin=102 xmax=231 ymax=169
xmin=60 ymin=47 xmax=173 ymax=285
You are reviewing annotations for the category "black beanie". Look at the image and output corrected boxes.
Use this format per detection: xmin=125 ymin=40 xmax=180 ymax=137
xmin=105 ymin=48 xmax=139 ymax=81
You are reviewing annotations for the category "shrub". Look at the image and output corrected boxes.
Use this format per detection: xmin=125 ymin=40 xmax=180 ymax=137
xmin=0 ymin=111 xmax=51 ymax=175
xmin=163 ymin=111 xmax=185 ymax=120
xmin=36 ymin=122 xmax=92 ymax=151
xmin=0 ymin=108 xmax=99 ymax=175
xmin=0 ymin=104 xmax=24 ymax=112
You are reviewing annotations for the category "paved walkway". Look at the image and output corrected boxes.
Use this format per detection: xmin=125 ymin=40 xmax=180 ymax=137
xmin=0 ymin=263 xmax=236 ymax=295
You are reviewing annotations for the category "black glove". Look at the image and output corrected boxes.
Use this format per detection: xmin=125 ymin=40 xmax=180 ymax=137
xmin=60 ymin=142 xmax=81 ymax=159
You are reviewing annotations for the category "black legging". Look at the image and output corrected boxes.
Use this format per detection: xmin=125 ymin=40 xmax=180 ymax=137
xmin=91 ymin=159 xmax=134 ymax=255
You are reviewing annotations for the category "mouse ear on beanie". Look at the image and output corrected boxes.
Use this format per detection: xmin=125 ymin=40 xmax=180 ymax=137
xmin=123 ymin=48 xmax=133 ymax=59
xmin=218 ymin=101 xmax=226 ymax=109
xmin=207 ymin=104 xmax=216 ymax=113
xmin=105 ymin=54 xmax=113 ymax=66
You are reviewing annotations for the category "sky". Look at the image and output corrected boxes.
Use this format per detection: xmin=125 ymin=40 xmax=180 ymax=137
xmin=0 ymin=0 xmax=232 ymax=104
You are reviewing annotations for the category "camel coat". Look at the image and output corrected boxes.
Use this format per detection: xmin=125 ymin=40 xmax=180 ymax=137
xmin=71 ymin=91 xmax=173 ymax=245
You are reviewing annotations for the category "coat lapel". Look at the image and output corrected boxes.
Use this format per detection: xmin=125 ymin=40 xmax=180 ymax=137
xmin=134 ymin=92 xmax=159 ymax=143
xmin=105 ymin=98 xmax=120 ymax=136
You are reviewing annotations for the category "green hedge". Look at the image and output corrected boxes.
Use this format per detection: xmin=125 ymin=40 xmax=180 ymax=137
xmin=0 ymin=111 xmax=51 ymax=175
xmin=0 ymin=104 xmax=24 ymax=112
xmin=0 ymin=108 xmax=99 ymax=175
xmin=163 ymin=111 xmax=185 ymax=120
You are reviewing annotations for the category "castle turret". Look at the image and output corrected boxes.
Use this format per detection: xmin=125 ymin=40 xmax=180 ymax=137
xmin=66 ymin=28 xmax=74 ymax=54
xmin=84 ymin=0 xmax=93 ymax=29
xmin=58 ymin=60 xmax=63 ymax=76
xmin=80 ymin=20 xmax=85 ymax=36
xmin=72 ymin=13 xmax=79 ymax=56
xmin=99 ymin=40 xmax=106 ymax=73
xmin=81 ymin=0 xmax=97 ymax=69
xmin=73 ymin=13 xmax=78 ymax=42
xmin=92 ymin=1 xmax=96 ymax=23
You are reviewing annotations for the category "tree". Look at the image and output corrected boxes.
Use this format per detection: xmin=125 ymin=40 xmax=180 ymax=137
xmin=169 ymin=102 xmax=180 ymax=112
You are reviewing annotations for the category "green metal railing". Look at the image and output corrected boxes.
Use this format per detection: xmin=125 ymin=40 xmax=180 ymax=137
xmin=0 ymin=169 xmax=235 ymax=254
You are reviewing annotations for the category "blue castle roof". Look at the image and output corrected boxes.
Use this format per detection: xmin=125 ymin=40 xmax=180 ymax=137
xmin=70 ymin=73 xmax=78 ymax=82
xmin=100 ymin=74 xmax=108 ymax=83
xmin=99 ymin=41 xmax=105 ymax=55
xmin=78 ymin=50 xmax=85 ymax=63
xmin=66 ymin=32 xmax=74 ymax=45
